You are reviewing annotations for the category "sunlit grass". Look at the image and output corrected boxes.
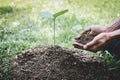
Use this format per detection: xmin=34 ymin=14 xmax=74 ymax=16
xmin=0 ymin=0 xmax=120 ymax=58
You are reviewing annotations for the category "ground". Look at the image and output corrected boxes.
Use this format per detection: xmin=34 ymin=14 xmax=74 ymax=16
xmin=11 ymin=46 xmax=120 ymax=80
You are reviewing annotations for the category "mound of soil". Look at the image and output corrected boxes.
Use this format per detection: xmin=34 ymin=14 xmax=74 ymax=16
xmin=77 ymin=31 xmax=94 ymax=44
xmin=11 ymin=46 xmax=120 ymax=80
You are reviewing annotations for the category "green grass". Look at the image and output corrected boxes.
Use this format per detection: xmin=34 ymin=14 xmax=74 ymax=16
xmin=0 ymin=0 xmax=120 ymax=79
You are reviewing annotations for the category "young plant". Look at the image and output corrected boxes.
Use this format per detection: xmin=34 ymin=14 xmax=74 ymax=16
xmin=102 ymin=51 xmax=120 ymax=70
xmin=39 ymin=9 xmax=68 ymax=46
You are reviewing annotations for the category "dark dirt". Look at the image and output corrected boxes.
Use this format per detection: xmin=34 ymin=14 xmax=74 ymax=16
xmin=11 ymin=46 xmax=120 ymax=80
xmin=77 ymin=31 xmax=94 ymax=44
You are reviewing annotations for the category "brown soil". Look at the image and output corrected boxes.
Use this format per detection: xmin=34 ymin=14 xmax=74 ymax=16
xmin=11 ymin=46 xmax=120 ymax=80
xmin=77 ymin=32 xmax=94 ymax=44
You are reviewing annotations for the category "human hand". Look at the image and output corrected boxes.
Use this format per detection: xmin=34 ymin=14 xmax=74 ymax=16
xmin=73 ymin=37 xmax=84 ymax=49
xmin=83 ymin=32 xmax=111 ymax=52
xmin=73 ymin=25 xmax=108 ymax=51
xmin=81 ymin=25 xmax=106 ymax=36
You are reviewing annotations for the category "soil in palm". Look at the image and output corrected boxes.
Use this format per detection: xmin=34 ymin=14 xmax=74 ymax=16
xmin=77 ymin=31 xmax=94 ymax=44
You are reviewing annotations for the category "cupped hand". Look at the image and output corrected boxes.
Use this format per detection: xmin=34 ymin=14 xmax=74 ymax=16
xmin=72 ymin=37 xmax=84 ymax=49
xmin=73 ymin=25 xmax=108 ymax=51
xmin=81 ymin=25 xmax=106 ymax=36
xmin=83 ymin=32 xmax=110 ymax=52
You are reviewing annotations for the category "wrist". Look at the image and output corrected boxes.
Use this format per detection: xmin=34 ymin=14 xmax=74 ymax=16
xmin=102 ymin=27 xmax=108 ymax=32
xmin=102 ymin=32 xmax=113 ymax=41
xmin=103 ymin=26 xmax=115 ymax=32
xmin=107 ymin=32 xmax=114 ymax=40
xmin=107 ymin=29 xmax=120 ymax=40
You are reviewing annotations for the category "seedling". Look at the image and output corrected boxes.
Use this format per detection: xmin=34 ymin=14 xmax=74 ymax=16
xmin=39 ymin=9 xmax=68 ymax=46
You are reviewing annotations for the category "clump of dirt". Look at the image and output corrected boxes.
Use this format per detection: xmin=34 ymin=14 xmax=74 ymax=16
xmin=11 ymin=46 xmax=120 ymax=80
xmin=77 ymin=31 xmax=94 ymax=44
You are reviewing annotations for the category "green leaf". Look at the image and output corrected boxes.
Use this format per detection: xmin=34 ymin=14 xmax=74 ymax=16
xmin=53 ymin=9 xmax=68 ymax=19
xmin=39 ymin=12 xmax=54 ymax=19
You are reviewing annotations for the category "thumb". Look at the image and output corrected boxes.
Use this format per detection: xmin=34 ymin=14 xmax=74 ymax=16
xmin=83 ymin=40 xmax=96 ymax=49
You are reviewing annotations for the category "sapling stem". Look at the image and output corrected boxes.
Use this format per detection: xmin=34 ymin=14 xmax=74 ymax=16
xmin=39 ymin=9 xmax=68 ymax=46
xmin=53 ymin=18 xmax=56 ymax=46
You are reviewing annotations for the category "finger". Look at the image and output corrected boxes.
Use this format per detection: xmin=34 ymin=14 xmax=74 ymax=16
xmin=74 ymin=37 xmax=79 ymax=40
xmin=90 ymin=42 xmax=104 ymax=51
xmin=87 ymin=45 xmax=99 ymax=52
xmin=83 ymin=40 xmax=97 ymax=49
xmin=73 ymin=42 xmax=83 ymax=48
xmin=73 ymin=37 xmax=79 ymax=42
xmin=87 ymin=42 xmax=104 ymax=52
xmin=73 ymin=42 xmax=84 ymax=49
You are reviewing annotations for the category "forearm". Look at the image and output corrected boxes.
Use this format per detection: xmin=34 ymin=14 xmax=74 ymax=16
xmin=105 ymin=16 xmax=120 ymax=32
xmin=108 ymin=29 xmax=120 ymax=40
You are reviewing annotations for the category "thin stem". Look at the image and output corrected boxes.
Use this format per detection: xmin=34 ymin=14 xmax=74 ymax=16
xmin=53 ymin=18 xmax=56 ymax=46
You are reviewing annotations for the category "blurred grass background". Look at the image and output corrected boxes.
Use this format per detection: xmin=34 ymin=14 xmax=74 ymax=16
xmin=0 ymin=0 xmax=120 ymax=79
